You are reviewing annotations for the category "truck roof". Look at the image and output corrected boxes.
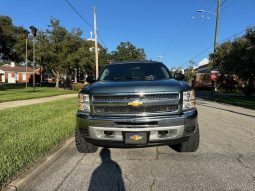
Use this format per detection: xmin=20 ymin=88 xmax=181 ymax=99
xmin=108 ymin=60 xmax=163 ymax=65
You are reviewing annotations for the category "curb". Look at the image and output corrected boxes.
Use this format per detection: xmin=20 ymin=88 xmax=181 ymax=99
xmin=3 ymin=137 xmax=75 ymax=191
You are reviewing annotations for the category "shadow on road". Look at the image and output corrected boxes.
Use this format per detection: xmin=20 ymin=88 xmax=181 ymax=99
xmin=88 ymin=148 xmax=125 ymax=191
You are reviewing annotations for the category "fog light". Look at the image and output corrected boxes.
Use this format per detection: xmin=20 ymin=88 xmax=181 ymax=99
xmin=158 ymin=131 xmax=169 ymax=136
xmin=104 ymin=131 xmax=115 ymax=136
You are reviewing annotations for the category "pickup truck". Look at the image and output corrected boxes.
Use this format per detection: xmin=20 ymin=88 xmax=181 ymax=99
xmin=76 ymin=61 xmax=199 ymax=153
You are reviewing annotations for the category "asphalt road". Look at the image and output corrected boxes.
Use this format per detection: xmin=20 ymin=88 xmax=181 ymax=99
xmin=23 ymin=99 xmax=255 ymax=191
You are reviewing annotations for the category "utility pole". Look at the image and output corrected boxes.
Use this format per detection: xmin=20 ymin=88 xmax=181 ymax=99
xmin=93 ymin=6 xmax=99 ymax=79
xmin=32 ymin=36 xmax=35 ymax=91
xmin=212 ymin=0 xmax=220 ymax=93
xmin=29 ymin=26 xmax=37 ymax=91
xmin=214 ymin=0 xmax=220 ymax=53
xmin=25 ymin=30 xmax=29 ymax=90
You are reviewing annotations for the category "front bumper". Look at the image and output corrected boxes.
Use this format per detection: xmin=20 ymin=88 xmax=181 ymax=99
xmin=76 ymin=109 xmax=198 ymax=148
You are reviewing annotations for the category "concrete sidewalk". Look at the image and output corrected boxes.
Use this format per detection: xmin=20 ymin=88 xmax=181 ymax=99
xmin=0 ymin=94 xmax=77 ymax=110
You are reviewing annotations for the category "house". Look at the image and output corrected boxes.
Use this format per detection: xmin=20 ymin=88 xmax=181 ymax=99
xmin=0 ymin=62 xmax=34 ymax=84
xmin=194 ymin=58 xmax=212 ymax=88
xmin=86 ymin=31 xmax=103 ymax=52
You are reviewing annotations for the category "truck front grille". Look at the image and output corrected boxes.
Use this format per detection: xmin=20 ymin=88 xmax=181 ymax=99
xmin=92 ymin=93 xmax=180 ymax=115
xmin=93 ymin=93 xmax=179 ymax=102
xmin=94 ymin=104 xmax=179 ymax=114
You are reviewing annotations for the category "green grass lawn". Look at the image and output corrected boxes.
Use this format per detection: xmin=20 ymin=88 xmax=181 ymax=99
xmin=0 ymin=87 xmax=75 ymax=102
xmin=212 ymin=96 xmax=255 ymax=109
xmin=0 ymin=98 xmax=77 ymax=188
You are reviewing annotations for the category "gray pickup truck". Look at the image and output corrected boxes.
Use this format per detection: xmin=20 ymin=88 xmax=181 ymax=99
xmin=76 ymin=61 xmax=199 ymax=153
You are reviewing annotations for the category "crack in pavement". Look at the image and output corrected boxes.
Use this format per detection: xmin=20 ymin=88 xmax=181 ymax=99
xmin=123 ymin=173 xmax=131 ymax=183
xmin=149 ymin=169 xmax=158 ymax=191
xmin=149 ymin=179 xmax=156 ymax=191
xmin=156 ymin=147 xmax=159 ymax=160
xmin=236 ymin=153 xmax=255 ymax=182
xmin=54 ymin=154 xmax=86 ymax=191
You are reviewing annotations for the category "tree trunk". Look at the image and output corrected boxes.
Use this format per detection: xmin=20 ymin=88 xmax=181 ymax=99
xmin=55 ymin=70 xmax=60 ymax=88
xmin=40 ymin=66 xmax=43 ymax=87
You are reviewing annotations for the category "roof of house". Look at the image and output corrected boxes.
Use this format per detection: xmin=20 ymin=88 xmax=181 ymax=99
xmin=198 ymin=58 xmax=209 ymax=67
xmin=0 ymin=65 xmax=34 ymax=73
xmin=86 ymin=38 xmax=103 ymax=49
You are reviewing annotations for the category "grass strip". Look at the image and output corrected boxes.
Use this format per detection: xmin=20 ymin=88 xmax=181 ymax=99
xmin=211 ymin=96 xmax=255 ymax=109
xmin=0 ymin=87 xmax=75 ymax=102
xmin=0 ymin=97 xmax=77 ymax=188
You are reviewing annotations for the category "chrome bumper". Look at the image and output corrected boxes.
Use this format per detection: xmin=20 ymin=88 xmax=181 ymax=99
xmin=76 ymin=109 xmax=198 ymax=146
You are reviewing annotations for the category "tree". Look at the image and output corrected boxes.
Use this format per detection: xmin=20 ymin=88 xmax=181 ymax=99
xmin=209 ymin=27 xmax=255 ymax=96
xmin=111 ymin=41 xmax=146 ymax=61
xmin=98 ymin=48 xmax=110 ymax=71
xmin=185 ymin=60 xmax=196 ymax=84
xmin=46 ymin=18 xmax=69 ymax=88
xmin=0 ymin=16 xmax=28 ymax=62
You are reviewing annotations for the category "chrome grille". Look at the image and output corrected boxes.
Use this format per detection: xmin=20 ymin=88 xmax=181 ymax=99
xmin=93 ymin=93 xmax=179 ymax=102
xmin=92 ymin=93 xmax=180 ymax=115
xmin=94 ymin=105 xmax=179 ymax=114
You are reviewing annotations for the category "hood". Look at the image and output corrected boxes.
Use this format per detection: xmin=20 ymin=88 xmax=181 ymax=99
xmin=81 ymin=79 xmax=191 ymax=94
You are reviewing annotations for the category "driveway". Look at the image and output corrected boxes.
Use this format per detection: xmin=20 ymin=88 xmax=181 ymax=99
xmin=23 ymin=99 xmax=255 ymax=191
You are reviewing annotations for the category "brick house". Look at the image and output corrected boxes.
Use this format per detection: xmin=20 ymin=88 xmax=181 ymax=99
xmin=194 ymin=58 xmax=212 ymax=88
xmin=0 ymin=62 xmax=34 ymax=84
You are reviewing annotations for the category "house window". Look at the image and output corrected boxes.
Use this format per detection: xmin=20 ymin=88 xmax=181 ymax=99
xmin=11 ymin=73 xmax=15 ymax=78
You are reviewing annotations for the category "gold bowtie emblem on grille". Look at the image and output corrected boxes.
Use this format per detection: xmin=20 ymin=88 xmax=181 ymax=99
xmin=130 ymin=135 xmax=143 ymax=141
xmin=128 ymin=100 xmax=144 ymax=107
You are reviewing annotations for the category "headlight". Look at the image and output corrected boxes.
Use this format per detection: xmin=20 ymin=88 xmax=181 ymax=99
xmin=182 ymin=90 xmax=196 ymax=111
xmin=78 ymin=93 xmax=90 ymax=112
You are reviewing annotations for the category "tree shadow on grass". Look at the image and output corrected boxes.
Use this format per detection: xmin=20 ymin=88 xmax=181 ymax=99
xmin=88 ymin=148 xmax=125 ymax=191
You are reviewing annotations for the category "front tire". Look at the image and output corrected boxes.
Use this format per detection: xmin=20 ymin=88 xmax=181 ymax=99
xmin=75 ymin=128 xmax=98 ymax=153
xmin=170 ymin=125 xmax=200 ymax=152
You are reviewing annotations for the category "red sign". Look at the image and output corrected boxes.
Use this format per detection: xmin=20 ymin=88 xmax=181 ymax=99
xmin=211 ymin=73 xmax=218 ymax=81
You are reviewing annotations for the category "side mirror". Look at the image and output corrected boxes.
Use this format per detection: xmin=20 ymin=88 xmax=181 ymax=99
xmin=86 ymin=76 xmax=96 ymax=84
xmin=174 ymin=73 xmax=185 ymax=81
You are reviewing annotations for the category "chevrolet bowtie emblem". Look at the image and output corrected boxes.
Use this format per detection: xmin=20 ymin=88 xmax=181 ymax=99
xmin=130 ymin=135 xmax=143 ymax=141
xmin=128 ymin=100 xmax=144 ymax=107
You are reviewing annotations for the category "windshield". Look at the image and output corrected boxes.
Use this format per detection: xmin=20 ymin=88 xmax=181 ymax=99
xmin=99 ymin=62 xmax=171 ymax=81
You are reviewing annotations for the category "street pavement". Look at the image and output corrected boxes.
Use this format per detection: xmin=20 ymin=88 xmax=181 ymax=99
xmin=23 ymin=99 xmax=255 ymax=191
xmin=0 ymin=94 xmax=77 ymax=110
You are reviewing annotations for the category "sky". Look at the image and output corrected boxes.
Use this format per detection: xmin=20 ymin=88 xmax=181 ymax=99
xmin=0 ymin=0 xmax=255 ymax=69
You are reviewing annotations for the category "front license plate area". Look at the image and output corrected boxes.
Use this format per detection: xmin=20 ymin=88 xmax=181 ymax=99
xmin=124 ymin=132 xmax=148 ymax=145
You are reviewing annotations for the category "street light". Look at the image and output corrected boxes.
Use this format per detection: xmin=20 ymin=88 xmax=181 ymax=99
xmin=29 ymin=26 xmax=37 ymax=91
xmin=197 ymin=0 xmax=221 ymax=93
xmin=197 ymin=9 xmax=216 ymax=16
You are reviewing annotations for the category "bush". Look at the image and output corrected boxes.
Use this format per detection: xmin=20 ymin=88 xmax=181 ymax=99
xmin=242 ymin=87 xmax=254 ymax=97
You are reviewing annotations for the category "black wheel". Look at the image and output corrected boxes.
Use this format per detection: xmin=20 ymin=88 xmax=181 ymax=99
xmin=170 ymin=125 xmax=200 ymax=152
xmin=75 ymin=128 xmax=98 ymax=153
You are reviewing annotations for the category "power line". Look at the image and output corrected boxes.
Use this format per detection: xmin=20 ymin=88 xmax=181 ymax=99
xmin=220 ymin=0 xmax=228 ymax=7
xmin=164 ymin=0 xmax=218 ymax=64
xmin=64 ymin=0 xmax=94 ymax=29
xmin=162 ymin=0 xmax=213 ymax=54
xmin=181 ymin=26 xmax=255 ymax=68
xmin=172 ymin=19 xmax=211 ymax=62
xmin=64 ymin=0 xmax=107 ymax=48
xmin=206 ymin=0 xmax=217 ymax=11
xmin=221 ymin=0 xmax=243 ymax=11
